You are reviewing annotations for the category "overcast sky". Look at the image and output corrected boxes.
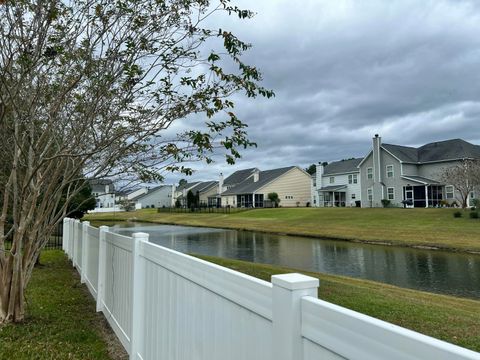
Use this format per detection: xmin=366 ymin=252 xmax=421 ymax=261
xmin=164 ymin=0 xmax=480 ymax=184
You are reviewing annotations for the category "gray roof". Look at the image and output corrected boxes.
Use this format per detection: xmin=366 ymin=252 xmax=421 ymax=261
xmin=89 ymin=179 xmax=115 ymax=193
xmin=223 ymin=168 xmax=258 ymax=186
xmin=176 ymin=182 xmax=201 ymax=192
xmin=324 ymin=158 xmax=363 ymax=175
xmin=382 ymin=139 xmax=480 ymax=163
xmin=187 ymin=181 xmax=218 ymax=194
xmin=318 ymin=185 xmax=347 ymax=192
xmin=133 ymin=186 xmax=166 ymax=201
xmin=222 ymin=166 xmax=297 ymax=195
xmin=401 ymin=175 xmax=441 ymax=185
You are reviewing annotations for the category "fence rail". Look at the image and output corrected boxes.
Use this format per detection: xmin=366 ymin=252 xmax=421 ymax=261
xmin=63 ymin=218 xmax=480 ymax=360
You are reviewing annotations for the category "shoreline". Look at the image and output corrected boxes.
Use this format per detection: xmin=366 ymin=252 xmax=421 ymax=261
xmin=88 ymin=216 xmax=480 ymax=255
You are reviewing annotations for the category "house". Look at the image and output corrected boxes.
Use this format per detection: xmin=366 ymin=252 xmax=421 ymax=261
xmin=220 ymin=166 xmax=312 ymax=208
xmin=132 ymin=185 xmax=175 ymax=209
xmin=219 ymin=168 xmax=259 ymax=207
xmin=313 ymin=158 xmax=363 ymax=207
xmin=88 ymin=179 xmax=122 ymax=213
xmin=186 ymin=181 xmax=218 ymax=207
xmin=359 ymin=135 xmax=480 ymax=207
xmin=174 ymin=181 xmax=218 ymax=207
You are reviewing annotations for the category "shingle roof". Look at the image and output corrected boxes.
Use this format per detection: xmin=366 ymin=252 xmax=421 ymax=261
xmin=382 ymin=139 xmax=480 ymax=163
xmin=222 ymin=166 xmax=297 ymax=195
xmin=133 ymin=186 xmax=166 ymax=201
xmin=324 ymin=158 xmax=363 ymax=175
xmin=318 ymin=185 xmax=347 ymax=192
xmin=223 ymin=168 xmax=258 ymax=186
xmin=382 ymin=144 xmax=419 ymax=162
xmin=401 ymin=175 xmax=442 ymax=185
xmin=176 ymin=182 xmax=200 ymax=192
xmin=187 ymin=181 xmax=218 ymax=194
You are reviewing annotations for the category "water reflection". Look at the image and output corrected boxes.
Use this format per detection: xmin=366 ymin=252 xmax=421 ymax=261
xmin=109 ymin=222 xmax=480 ymax=299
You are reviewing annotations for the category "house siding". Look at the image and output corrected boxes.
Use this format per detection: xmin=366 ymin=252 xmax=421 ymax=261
xmin=136 ymin=187 xmax=173 ymax=209
xmin=359 ymin=153 xmax=374 ymax=207
xmin=318 ymin=172 xmax=361 ymax=206
xmin=257 ymin=168 xmax=312 ymax=207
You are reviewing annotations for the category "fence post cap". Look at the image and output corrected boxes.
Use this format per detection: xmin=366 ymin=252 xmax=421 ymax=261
xmin=99 ymin=225 xmax=109 ymax=231
xmin=272 ymin=273 xmax=319 ymax=290
xmin=83 ymin=220 xmax=90 ymax=226
xmin=132 ymin=232 xmax=149 ymax=241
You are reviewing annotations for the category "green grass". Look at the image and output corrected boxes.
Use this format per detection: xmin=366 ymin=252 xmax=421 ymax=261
xmin=196 ymin=255 xmax=480 ymax=352
xmin=86 ymin=207 xmax=480 ymax=253
xmin=0 ymin=251 xmax=124 ymax=360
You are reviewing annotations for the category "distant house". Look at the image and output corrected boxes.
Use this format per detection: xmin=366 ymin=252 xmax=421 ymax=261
xmin=221 ymin=166 xmax=312 ymax=208
xmin=88 ymin=179 xmax=122 ymax=213
xmin=219 ymin=168 xmax=259 ymax=207
xmin=313 ymin=158 xmax=363 ymax=207
xmin=359 ymin=135 xmax=480 ymax=208
xmin=174 ymin=181 xmax=218 ymax=207
xmin=132 ymin=185 xmax=175 ymax=209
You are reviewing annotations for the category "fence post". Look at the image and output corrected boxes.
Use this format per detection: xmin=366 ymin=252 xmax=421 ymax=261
xmin=81 ymin=221 xmax=90 ymax=283
xmin=96 ymin=225 xmax=109 ymax=313
xmin=73 ymin=219 xmax=81 ymax=268
xmin=271 ymin=273 xmax=319 ymax=360
xmin=62 ymin=218 xmax=69 ymax=253
xmin=130 ymin=232 xmax=149 ymax=360
xmin=67 ymin=218 xmax=74 ymax=260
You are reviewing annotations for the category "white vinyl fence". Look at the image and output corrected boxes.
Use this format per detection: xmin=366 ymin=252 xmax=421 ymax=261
xmin=62 ymin=218 xmax=480 ymax=360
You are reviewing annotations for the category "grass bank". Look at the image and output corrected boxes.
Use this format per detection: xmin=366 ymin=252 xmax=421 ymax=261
xmin=0 ymin=251 xmax=126 ymax=360
xmin=86 ymin=207 xmax=480 ymax=253
xmin=196 ymin=255 xmax=480 ymax=352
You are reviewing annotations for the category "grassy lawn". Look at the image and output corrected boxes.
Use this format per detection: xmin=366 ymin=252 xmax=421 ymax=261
xmin=86 ymin=207 xmax=480 ymax=253
xmin=0 ymin=251 xmax=126 ymax=360
xmin=196 ymin=254 xmax=480 ymax=352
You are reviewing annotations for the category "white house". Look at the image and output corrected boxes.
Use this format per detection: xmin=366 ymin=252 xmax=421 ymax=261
xmin=133 ymin=185 xmax=175 ymax=209
xmin=313 ymin=159 xmax=363 ymax=207
xmin=88 ymin=179 xmax=123 ymax=213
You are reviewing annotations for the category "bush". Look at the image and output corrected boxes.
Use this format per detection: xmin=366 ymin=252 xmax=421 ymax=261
xmin=469 ymin=211 xmax=479 ymax=219
xmin=453 ymin=211 xmax=462 ymax=218
xmin=381 ymin=199 xmax=391 ymax=208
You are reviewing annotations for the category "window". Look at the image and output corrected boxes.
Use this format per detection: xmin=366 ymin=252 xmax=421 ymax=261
xmin=348 ymin=174 xmax=358 ymax=184
xmin=367 ymin=167 xmax=373 ymax=180
xmin=351 ymin=194 xmax=356 ymax=199
xmin=367 ymin=188 xmax=373 ymax=201
xmin=386 ymin=165 xmax=394 ymax=178
xmin=446 ymin=185 xmax=454 ymax=199
xmin=387 ymin=187 xmax=395 ymax=200
xmin=329 ymin=177 xmax=335 ymax=184
xmin=285 ymin=195 xmax=294 ymax=200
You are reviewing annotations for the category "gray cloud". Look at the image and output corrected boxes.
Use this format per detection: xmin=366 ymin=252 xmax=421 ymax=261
xmin=164 ymin=0 xmax=480 ymax=184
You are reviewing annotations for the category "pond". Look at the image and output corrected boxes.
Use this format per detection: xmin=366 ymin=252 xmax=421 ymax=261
xmin=106 ymin=222 xmax=480 ymax=299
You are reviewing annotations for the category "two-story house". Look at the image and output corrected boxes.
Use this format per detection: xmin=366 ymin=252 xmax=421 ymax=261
xmin=359 ymin=135 xmax=480 ymax=208
xmin=313 ymin=159 xmax=362 ymax=207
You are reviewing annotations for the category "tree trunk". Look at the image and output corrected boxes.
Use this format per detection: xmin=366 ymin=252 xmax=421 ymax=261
xmin=0 ymin=254 xmax=25 ymax=323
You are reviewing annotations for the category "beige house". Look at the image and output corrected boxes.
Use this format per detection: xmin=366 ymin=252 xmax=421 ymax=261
xmin=220 ymin=166 xmax=312 ymax=208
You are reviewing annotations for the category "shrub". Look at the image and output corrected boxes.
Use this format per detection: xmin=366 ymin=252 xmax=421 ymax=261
xmin=453 ymin=211 xmax=462 ymax=218
xmin=381 ymin=199 xmax=391 ymax=208
xmin=469 ymin=211 xmax=479 ymax=219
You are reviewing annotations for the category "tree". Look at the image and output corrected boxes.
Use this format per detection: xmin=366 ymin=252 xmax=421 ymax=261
xmin=305 ymin=164 xmax=316 ymax=175
xmin=118 ymin=199 xmax=135 ymax=212
xmin=267 ymin=192 xmax=280 ymax=208
xmin=178 ymin=179 xmax=188 ymax=187
xmin=440 ymin=160 xmax=480 ymax=209
xmin=187 ymin=190 xmax=196 ymax=209
xmin=0 ymin=0 xmax=272 ymax=323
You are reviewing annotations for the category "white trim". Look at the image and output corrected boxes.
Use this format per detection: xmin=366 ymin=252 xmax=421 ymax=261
xmin=386 ymin=164 xmax=394 ymax=178
xmin=380 ymin=146 xmax=404 ymax=163
xmin=323 ymin=170 xmax=360 ymax=176
xmin=367 ymin=187 xmax=373 ymax=201
xmin=387 ymin=187 xmax=395 ymax=200
xmin=367 ymin=167 xmax=373 ymax=180
xmin=445 ymin=185 xmax=455 ymax=199
xmin=357 ymin=150 xmax=373 ymax=167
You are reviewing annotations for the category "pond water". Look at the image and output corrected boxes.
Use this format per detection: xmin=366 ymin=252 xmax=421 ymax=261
xmin=106 ymin=222 xmax=480 ymax=299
